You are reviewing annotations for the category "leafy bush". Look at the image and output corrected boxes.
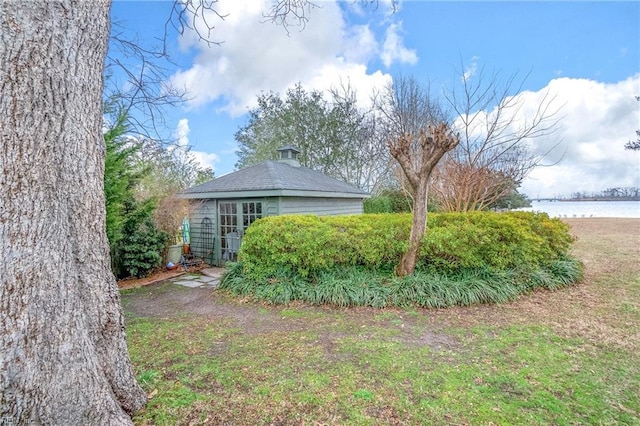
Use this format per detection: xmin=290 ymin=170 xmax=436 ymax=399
xmin=224 ymin=211 xmax=581 ymax=308
xmin=240 ymin=214 xmax=410 ymax=279
xmin=364 ymin=196 xmax=393 ymax=213
xmin=365 ymin=190 xmax=439 ymax=213
xmin=420 ymin=212 xmax=573 ymax=272
xmin=115 ymin=200 xmax=169 ymax=278
xmin=241 ymin=211 xmax=573 ymax=278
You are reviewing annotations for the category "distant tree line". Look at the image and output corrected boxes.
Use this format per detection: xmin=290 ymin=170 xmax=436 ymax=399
xmin=569 ymin=187 xmax=640 ymax=201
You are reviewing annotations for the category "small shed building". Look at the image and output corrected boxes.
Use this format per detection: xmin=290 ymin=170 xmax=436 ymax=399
xmin=181 ymin=147 xmax=369 ymax=265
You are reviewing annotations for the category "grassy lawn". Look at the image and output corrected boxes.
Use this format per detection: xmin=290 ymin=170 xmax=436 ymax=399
xmin=123 ymin=218 xmax=640 ymax=425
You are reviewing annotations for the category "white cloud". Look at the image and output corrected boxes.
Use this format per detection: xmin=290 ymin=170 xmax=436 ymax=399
xmin=305 ymin=62 xmax=391 ymax=108
xmin=172 ymin=118 xmax=220 ymax=172
xmin=380 ymin=22 xmax=417 ymax=68
xmin=174 ymin=118 xmax=190 ymax=148
xmin=170 ymin=0 xmax=409 ymax=116
xmin=342 ymin=24 xmax=378 ymax=64
xmin=462 ymin=56 xmax=480 ymax=82
xmin=516 ymin=75 xmax=640 ymax=198
xmin=191 ymin=151 xmax=220 ymax=172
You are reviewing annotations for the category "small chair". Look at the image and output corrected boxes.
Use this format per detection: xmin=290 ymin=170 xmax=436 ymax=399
xmin=223 ymin=231 xmax=240 ymax=261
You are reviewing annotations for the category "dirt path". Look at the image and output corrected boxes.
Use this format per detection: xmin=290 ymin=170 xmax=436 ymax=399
xmin=120 ymin=218 xmax=640 ymax=350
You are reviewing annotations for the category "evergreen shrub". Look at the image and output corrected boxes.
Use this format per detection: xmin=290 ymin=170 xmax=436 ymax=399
xmin=240 ymin=214 xmax=410 ymax=279
xmin=420 ymin=212 xmax=573 ymax=271
xmin=227 ymin=211 xmax=581 ymax=307
xmin=364 ymin=196 xmax=393 ymax=213
xmin=240 ymin=211 xmax=573 ymax=278
xmin=115 ymin=200 xmax=169 ymax=278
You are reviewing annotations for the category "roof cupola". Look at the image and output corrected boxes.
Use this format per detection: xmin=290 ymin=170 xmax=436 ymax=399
xmin=277 ymin=146 xmax=301 ymax=167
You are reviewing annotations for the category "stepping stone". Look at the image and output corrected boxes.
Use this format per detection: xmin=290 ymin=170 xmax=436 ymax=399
xmin=175 ymin=280 xmax=203 ymax=288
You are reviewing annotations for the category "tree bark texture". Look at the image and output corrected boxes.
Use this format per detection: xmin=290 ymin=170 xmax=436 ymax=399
xmin=389 ymin=124 xmax=459 ymax=277
xmin=395 ymin=179 xmax=429 ymax=277
xmin=1 ymin=1 xmax=147 ymax=424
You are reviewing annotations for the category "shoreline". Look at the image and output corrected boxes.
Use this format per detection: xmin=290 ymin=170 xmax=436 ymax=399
xmin=533 ymin=199 xmax=640 ymax=202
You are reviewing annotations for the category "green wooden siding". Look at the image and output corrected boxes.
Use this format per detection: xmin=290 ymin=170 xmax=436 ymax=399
xmin=279 ymin=197 xmax=363 ymax=216
xmin=189 ymin=199 xmax=217 ymax=265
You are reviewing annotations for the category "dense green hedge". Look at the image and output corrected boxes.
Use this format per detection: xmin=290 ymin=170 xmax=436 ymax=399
xmin=420 ymin=211 xmax=574 ymax=272
xmin=227 ymin=211 xmax=581 ymax=308
xmin=239 ymin=211 xmax=574 ymax=279
xmin=240 ymin=214 xmax=411 ymax=279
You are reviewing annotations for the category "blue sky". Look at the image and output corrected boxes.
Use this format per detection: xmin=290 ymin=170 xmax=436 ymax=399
xmin=110 ymin=1 xmax=640 ymax=198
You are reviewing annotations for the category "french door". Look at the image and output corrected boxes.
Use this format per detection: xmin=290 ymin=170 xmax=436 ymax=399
xmin=218 ymin=201 xmax=263 ymax=262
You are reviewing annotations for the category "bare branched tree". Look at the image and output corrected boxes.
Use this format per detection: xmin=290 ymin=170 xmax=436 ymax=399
xmin=389 ymin=124 xmax=460 ymax=276
xmin=373 ymin=75 xmax=449 ymax=200
xmin=324 ymin=82 xmax=392 ymax=192
xmin=375 ymin=76 xmax=460 ymax=276
xmin=261 ymin=0 xmax=399 ymax=34
xmin=167 ymin=0 xmax=228 ymax=47
xmin=106 ymin=24 xmax=187 ymax=142
xmin=107 ymin=1 xmax=229 ymax=142
xmin=262 ymin=0 xmax=320 ymax=34
xmin=436 ymin=65 xmax=563 ymax=211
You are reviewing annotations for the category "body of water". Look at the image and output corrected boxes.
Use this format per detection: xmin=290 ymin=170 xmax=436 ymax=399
xmin=517 ymin=200 xmax=640 ymax=218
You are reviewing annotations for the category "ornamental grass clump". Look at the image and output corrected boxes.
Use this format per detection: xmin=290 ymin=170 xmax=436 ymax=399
xmin=220 ymin=211 xmax=582 ymax=308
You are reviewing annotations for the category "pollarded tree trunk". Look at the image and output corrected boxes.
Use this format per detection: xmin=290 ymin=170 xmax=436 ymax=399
xmin=0 ymin=1 xmax=147 ymax=424
xmin=389 ymin=124 xmax=460 ymax=277
xmin=395 ymin=179 xmax=429 ymax=277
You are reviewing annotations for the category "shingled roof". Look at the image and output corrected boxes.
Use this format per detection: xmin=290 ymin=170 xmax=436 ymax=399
xmin=182 ymin=160 xmax=369 ymax=199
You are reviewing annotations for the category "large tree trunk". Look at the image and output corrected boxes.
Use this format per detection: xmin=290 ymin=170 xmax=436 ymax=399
xmin=1 ymin=1 xmax=147 ymax=424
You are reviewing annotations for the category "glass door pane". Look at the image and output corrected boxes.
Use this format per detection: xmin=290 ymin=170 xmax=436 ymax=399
xmin=219 ymin=202 xmax=239 ymax=262
xmin=241 ymin=202 xmax=263 ymax=231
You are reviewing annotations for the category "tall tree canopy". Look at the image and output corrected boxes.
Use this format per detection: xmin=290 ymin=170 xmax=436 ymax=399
xmin=235 ymin=83 xmax=389 ymax=192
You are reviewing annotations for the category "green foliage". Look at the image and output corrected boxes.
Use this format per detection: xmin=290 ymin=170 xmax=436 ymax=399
xmin=104 ymin=111 xmax=167 ymax=278
xmin=234 ymin=83 xmax=385 ymax=191
xmin=489 ymin=189 xmax=532 ymax=210
xmin=363 ymin=196 xmax=392 ymax=213
xmin=241 ymin=211 xmax=574 ymax=279
xmin=240 ymin=214 xmax=410 ymax=279
xmin=220 ymin=258 xmax=583 ymax=308
xmin=104 ymin=113 xmax=145 ymax=250
xmin=365 ymin=189 xmax=438 ymax=214
xmin=236 ymin=84 xmax=346 ymax=171
xmin=116 ymin=199 xmax=169 ymax=278
xmin=224 ymin=211 xmax=581 ymax=308
xmin=421 ymin=212 xmax=573 ymax=272
xmin=104 ymin=109 xmax=208 ymax=278
xmin=383 ymin=189 xmax=418 ymax=213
